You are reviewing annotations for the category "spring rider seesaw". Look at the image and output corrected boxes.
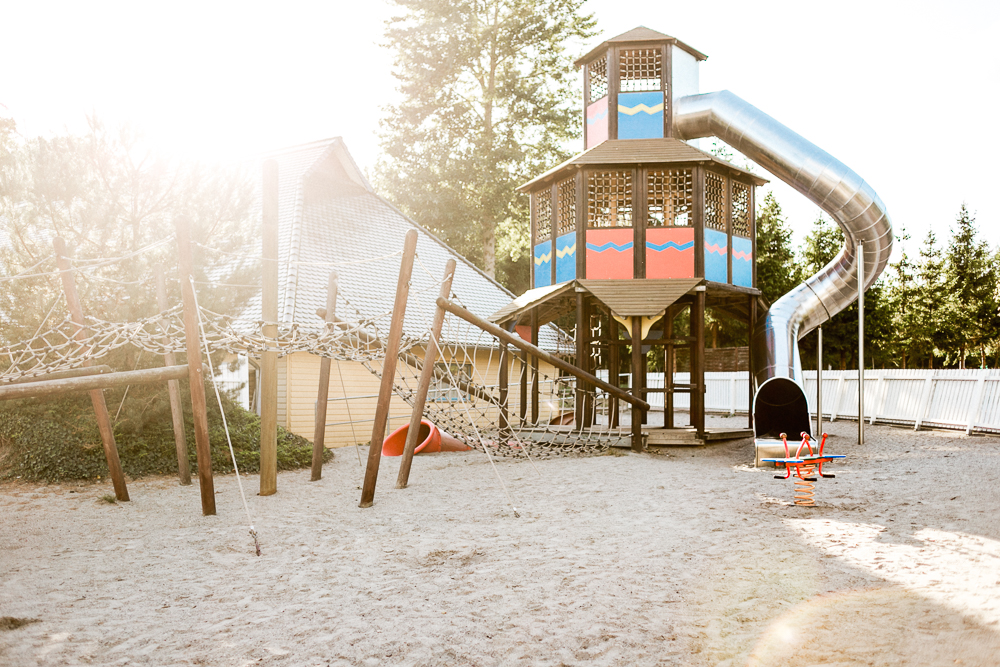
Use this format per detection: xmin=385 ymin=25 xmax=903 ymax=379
xmin=761 ymin=432 xmax=844 ymax=506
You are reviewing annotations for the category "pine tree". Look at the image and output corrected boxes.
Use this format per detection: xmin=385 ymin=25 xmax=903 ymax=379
xmin=374 ymin=0 xmax=597 ymax=290
xmin=885 ymin=228 xmax=921 ymax=368
xmin=943 ymin=204 xmax=999 ymax=368
xmin=754 ymin=192 xmax=801 ymax=305
xmin=911 ymin=231 xmax=948 ymax=368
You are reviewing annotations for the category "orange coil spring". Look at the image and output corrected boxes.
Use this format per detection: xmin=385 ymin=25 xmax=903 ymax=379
xmin=793 ymin=464 xmax=817 ymax=506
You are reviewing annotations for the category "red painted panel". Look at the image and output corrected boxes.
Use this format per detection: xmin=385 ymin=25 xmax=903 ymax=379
xmin=586 ymin=228 xmax=634 ymax=280
xmin=646 ymin=228 xmax=695 ymax=279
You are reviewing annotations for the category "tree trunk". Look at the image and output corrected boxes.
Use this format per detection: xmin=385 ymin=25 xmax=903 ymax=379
xmin=481 ymin=223 xmax=496 ymax=277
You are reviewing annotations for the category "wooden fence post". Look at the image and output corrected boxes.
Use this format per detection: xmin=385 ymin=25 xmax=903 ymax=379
xmin=360 ymin=229 xmax=419 ymax=507
xmin=397 ymin=259 xmax=456 ymax=489
xmin=260 ymin=159 xmax=279 ymax=496
xmin=53 ymin=237 xmax=130 ymax=502
xmin=156 ymin=265 xmax=191 ymax=485
xmin=175 ymin=216 xmax=216 ymax=516
xmin=311 ymin=271 xmax=338 ymax=481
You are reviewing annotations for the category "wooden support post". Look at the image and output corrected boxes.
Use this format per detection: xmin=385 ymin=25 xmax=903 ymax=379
xmin=156 ymin=265 xmax=191 ymax=486
xmin=748 ymin=295 xmax=756 ymax=429
xmin=0 ymin=365 xmax=188 ymax=401
xmin=7 ymin=365 xmax=112 ymax=384
xmin=530 ymin=308 xmax=539 ymax=424
xmin=397 ymin=259 xmax=455 ymax=489
xmin=174 ymin=216 xmax=216 ymax=515
xmin=692 ymin=288 xmax=706 ymax=438
xmin=665 ymin=305 xmax=675 ymax=428
xmin=631 ymin=316 xmax=644 ymax=451
xmin=53 ymin=237 xmax=129 ymax=502
xmin=360 ymin=229 xmax=419 ymax=507
xmin=499 ymin=340 xmax=510 ymax=432
xmin=260 ymin=159 xmax=279 ymax=496
xmin=608 ymin=311 xmax=620 ymax=429
xmin=574 ymin=292 xmax=587 ymax=429
xmin=582 ymin=300 xmax=594 ymax=429
xmin=437 ymin=297 xmax=649 ymax=412
xmin=311 ymin=271 xmax=338 ymax=481
xmin=519 ymin=349 xmax=528 ymax=426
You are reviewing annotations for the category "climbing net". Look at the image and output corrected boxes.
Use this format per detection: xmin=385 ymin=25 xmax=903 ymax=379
xmin=0 ymin=242 xmax=631 ymax=459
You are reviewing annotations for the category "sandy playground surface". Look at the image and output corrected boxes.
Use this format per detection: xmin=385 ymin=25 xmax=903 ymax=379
xmin=2 ymin=415 xmax=1000 ymax=666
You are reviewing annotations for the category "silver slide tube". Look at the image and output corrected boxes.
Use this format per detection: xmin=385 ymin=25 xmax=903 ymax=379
xmin=673 ymin=91 xmax=892 ymax=393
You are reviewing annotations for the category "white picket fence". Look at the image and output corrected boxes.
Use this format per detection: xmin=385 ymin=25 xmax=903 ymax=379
xmin=613 ymin=370 xmax=1000 ymax=435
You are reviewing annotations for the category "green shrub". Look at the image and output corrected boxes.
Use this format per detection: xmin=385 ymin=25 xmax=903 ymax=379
xmin=0 ymin=381 xmax=330 ymax=482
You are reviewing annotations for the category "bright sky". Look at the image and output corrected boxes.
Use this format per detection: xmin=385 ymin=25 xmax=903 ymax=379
xmin=3 ymin=0 xmax=998 ymax=258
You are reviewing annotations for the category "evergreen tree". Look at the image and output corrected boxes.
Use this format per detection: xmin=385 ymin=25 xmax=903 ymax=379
xmin=754 ymin=192 xmax=801 ymax=305
xmin=885 ymin=228 xmax=922 ymax=368
xmin=910 ymin=231 xmax=948 ymax=368
xmin=374 ymin=0 xmax=597 ymax=290
xmin=942 ymin=204 xmax=1000 ymax=368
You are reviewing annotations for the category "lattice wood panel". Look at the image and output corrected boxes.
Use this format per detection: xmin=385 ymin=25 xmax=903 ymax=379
xmin=557 ymin=177 xmax=577 ymax=235
xmin=647 ymin=169 xmax=693 ymax=227
xmin=587 ymin=171 xmax=633 ymax=228
xmin=732 ymin=182 xmax=750 ymax=236
xmin=705 ymin=172 xmax=726 ymax=231
xmin=620 ymin=48 xmax=662 ymax=93
xmin=588 ymin=56 xmax=608 ymax=100
xmin=534 ymin=190 xmax=552 ymax=240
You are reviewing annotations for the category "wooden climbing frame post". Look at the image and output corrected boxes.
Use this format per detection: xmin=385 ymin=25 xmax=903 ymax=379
xmin=396 ymin=258 xmax=456 ymax=490
xmin=175 ymin=215 xmax=216 ymax=516
xmin=260 ymin=159 xmax=279 ymax=496
xmin=156 ymin=265 xmax=191 ymax=486
xmin=359 ymin=229 xmax=419 ymax=507
xmin=53 ymin=237 xmax=130 ymax=502
xmin=311 ymin=271 xmax=338 ymax=481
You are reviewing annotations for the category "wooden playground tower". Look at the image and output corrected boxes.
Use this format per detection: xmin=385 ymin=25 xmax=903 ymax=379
xmin=494 ymin=27 xmax=766 ymax=446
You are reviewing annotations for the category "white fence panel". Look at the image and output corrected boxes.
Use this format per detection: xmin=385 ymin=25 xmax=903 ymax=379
xmin=980 ymin=379 xmax=1000 ymax=430
xmin=592 ymin=368 xmax=1000 ymax=434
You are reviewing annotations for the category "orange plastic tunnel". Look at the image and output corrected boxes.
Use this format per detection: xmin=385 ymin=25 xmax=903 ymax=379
xmin=382 ymin=419 xmax=472 ymax=456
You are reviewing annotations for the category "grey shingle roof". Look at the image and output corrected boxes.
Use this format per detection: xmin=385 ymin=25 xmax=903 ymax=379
xmin=237 ymin=138 xmax=565 ymax=351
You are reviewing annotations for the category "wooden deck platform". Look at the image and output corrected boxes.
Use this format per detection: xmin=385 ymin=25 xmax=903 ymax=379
xmin=642 ymin=427 xmax=754 ymax=447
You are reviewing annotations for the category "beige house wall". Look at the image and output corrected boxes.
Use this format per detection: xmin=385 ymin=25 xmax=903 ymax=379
xmin=280 ymin=347 xmax=561 ymax=447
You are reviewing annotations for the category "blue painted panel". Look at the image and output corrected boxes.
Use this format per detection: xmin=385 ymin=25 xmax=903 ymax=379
xmin=618 ymin=91 xmax=664 ymax=140
xmin=704 ymin=228 xmax=728 ymax=283
xmin=555 ymin=232 xmax=576 ymax=284
xmin=732 ymin=236 xmax=753 ymax=287
xmin=533 ymin=241 xmax=552 ymax=288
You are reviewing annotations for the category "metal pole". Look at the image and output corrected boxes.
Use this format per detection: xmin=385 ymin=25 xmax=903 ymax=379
xmin=817 ymin=325 xmax=823 ymax=436
xmin=858 ymin=239 xmax=865 ymax=446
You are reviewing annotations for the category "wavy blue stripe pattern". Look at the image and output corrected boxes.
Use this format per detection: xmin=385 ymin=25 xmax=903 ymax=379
xmin=646 ymin=240 xmax=695 ymax=252
xmin=586 ymin=241 xmax=634 ymax=253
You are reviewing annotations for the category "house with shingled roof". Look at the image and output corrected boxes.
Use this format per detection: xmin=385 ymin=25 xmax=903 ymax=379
xmin=234 ymin=137 xmax=564 ymax=448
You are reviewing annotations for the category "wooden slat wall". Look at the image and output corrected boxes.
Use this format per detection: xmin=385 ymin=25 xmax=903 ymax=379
xmin=281 ymin=349 xmax=560 ymax=447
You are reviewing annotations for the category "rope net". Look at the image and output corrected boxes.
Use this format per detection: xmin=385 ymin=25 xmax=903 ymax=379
xmin=0 ymin=249 xmax=631 ymax=458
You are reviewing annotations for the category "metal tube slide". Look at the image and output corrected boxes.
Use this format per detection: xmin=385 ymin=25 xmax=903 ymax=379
xmin=673 ymin=91 xmax=892 ymax=435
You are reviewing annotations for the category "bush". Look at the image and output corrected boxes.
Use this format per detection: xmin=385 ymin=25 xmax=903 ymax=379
xmin=0 ymin=381 xmax=330 ymax=482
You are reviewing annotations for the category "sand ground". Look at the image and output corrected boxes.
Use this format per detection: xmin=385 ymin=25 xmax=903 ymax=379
xmin=2 ymin=416 xmax=1000 ymax=666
